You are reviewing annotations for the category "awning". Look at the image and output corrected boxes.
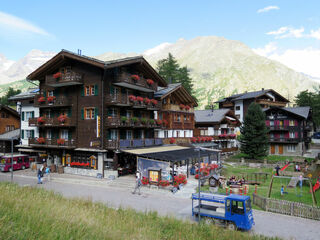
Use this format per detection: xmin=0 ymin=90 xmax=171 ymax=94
xmin=18 ymin=148 xmax=46 ymax=153
xmin=122 ymin=145 xmax=219 ymax=162
xmin=121 ymin=145 xmax=189 ymax=155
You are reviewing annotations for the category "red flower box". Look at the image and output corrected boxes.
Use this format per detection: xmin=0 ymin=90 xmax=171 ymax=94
xmin=36 ymin=137 xmax=45 ymax=144
xmin=57 ymin=138 xmax=65 ymax=145
xmin=37 ymin=97 xmax=45 ymax=103
xmin=136 ymin=96 xmax=144 ymax=103
xmin=151 ymin=99 xmax=158 ymax=105
xmin=146 ymin=79 xmax=154 ymax=85
xmin=159 ymin=180 xmax=170 ymax=187
xmin=143 ymin=97 xmax=151 ymax=104
xmin=156 ymin=119 xmax=163 ymax=125
xmin=53 ymin=72 xmax=62 ymax=79
xmin=131 ymin=75 xmax=140 ymax=81
xmin=37 ymin=117 xmax=45 ymax=124
xmin=229 ymin=134 xmax=236 ymax=138
xmin=163 ymin=119 xmax=168 ymax=126
xmin=179 ymin=104 xmax=185 ymax=110
xmin=169 ymin=138 xmax=176 ymax=144
xmin=191 ymin=137 xmax=197 ymax=143
xmin=141 ymin=177 xmax=149 ymax=185
xmin=58 ymin=114 xmax=68 ymax=123
xmin=129 ymin=95 xmax=136 ymax=102
xmin=173 ymin=174 xmax=187 ymax=186
xmin=47 ymin=96 xmax=56 ymax=103
xmin=185 ymin=105 xmax=190 ymax=110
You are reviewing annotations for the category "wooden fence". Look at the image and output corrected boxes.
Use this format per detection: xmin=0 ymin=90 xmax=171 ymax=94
xmin=252 ymin=193 xmax=320 ymax=221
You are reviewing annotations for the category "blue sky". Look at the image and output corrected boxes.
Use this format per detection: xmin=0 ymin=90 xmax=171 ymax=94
xmin=1 ymin=0 xmax=320 ymax=76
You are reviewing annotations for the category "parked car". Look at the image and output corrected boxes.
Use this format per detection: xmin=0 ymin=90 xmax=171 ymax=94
xmin=0 ymin=154 xmax=30 ymax=172
xmin=312 ymin=132 xmax=320 ymax=139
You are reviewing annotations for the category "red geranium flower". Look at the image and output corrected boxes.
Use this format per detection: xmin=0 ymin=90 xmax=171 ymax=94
xmin=53 ymin=72 xmax=62 ymax=79
xmin=131 ymin=75 xmax=140 ymax=81
xmin=146 ymin=79 xmax=154 ymax=85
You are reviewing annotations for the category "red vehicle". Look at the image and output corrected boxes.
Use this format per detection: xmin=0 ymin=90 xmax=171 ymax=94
xmin=0 ymin=154 xmax=30 ymax=172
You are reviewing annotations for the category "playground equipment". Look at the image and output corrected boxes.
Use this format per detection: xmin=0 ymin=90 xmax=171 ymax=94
xmin=280 ymin=163 xmax=290 ymax=171
xmin=312 ymin=178 xmax=320 ymax=192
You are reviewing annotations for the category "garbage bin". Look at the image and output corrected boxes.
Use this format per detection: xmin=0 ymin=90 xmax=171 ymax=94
xmin=50 ymin=164 xmax=56 ymax=173
xmin=58 ymin=165 xmax=64 ymax=174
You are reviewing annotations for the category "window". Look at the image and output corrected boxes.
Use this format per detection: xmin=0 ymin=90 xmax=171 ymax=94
xmin=61 ymin=129 xmax=69 ymax=140
xmin=289 ymin=132 xmax=295 ymax=138
xmin=164 ymin=131 xmax=168 ymax=138
xmin=126 ymin=110 xmax=132 ymax=118
xmin=177 ymin=114 xmax=181 ymax=122
xmin=287 ymin=145 xmax=296 ymax=152
xmin=270 ymin=121 xmax=274 ymax=126
xmin=25 ymin=111 xmax=34 ymax=121
xmin=84 ymin=85 xmax=97 ymax=96
xmin=184 ymin=115 xmax=187 ymax=121
xmin=5 ymin=125 xmax=14 ymax=132
xmin=126 ymin=130 xmax=132 ymax=140
xmin=231 ymin=201 xmax=244 ymax=215
xmin=177 ymin=131 xmax=180 ymax=138
xmin=44 ymin=110 xmax=51 ymax=118
xmin=1 ymin=112 xmax=8 ymax=118
xmin=235 ymin=106 xmax=240 ymax=111
xmin=47 ymin=91 xmax=54 ymax=97
xmin=46 ymin=129 xmax=52 ymax=139
xmin=107 ymin=108 xmax=117 ymax=118
xmin=289 ymin=120 xmax=295 ymax=126
xmin=85 ymin=108 xmax=95 ymax=119
xmin=200 ymin=129 xmax=208 ymax=136
xmin=109 ymin=129 xmax=117 ymax=140
xmin=246 ymin=199 xmax=252 ymax=213
xmin=25 ymin=130 xmax=34 ymax=139
xmin=184 ymin=131 xmax=187 ymax=138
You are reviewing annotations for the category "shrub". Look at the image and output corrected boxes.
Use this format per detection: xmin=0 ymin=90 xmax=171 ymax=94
xmin=57 ymin=139 xmax=65 ymax=145
xmin=58 ymin=114 xmax=68 ymax=123
xmin=156 ymin=119 xmax=162 ymax=125
xmin=148 ymin=119 xmax=155 ymax=125
xmin=136 ymin=96 xmax=144 ymax=103
xmin=141 ymin=118 xmax=147 ymax=124
xmin=129 ymin=95 xmax=136 ymax=102
xmin=151 ymin=99 xmax=158 ymax=105
xmin=144 ymin=98 xmax=151 ymax=104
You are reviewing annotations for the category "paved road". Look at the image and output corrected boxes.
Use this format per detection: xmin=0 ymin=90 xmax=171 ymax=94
xmin=0 ymin=173 xmax=319 ymax=240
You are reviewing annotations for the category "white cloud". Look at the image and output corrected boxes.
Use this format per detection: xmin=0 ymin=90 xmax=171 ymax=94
xmin=266 ymin=26 xmax=304 ymax=39
xmin=257 ymin=6 xmax=280 ymax=13
xmin=254 ymin=43 xmax=320 ymax=78
xmin=0 ymin=11 xmax=50 ymax=36
xmin=310 ymin=28 xmax=320 ymax=40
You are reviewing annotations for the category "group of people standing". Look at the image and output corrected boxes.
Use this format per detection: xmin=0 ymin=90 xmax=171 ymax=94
xmin=37 ymin=164 xmax=51 ymax=184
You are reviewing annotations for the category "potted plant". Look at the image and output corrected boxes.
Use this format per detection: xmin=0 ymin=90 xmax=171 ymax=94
xmin=57 ymin=138 xmax=65 ymax=145
xmin=36 ymin=137 xmax=45 ymax=144
xmin=37 ymin=117 xmax=45 ymax=124
xmin=185 ymin=105 xmax=190 ymax=111
xmin=58 ymin=114 xmax=68 ymax=123
xmin=47 ymin=96 xmax=56 ymax=103
xmin=121 ymin=116 xmax=128 ymax=123
xmin=148 ymin=119 xmax=155 ymax=125
xmin=141 ymin=118 xmax=147 ymax=124
xmin=169 ymin=138 xmax=176 ymax=144
xmin=129 ymin=95 xmax=136 ymax=102
xmin=159 ymin=180 xmax=170 ymax=187
xmin=131 ymin=75 xmax=140 ymax=82
xmin=179 ymin=104 xmax=185 ymax=110
xmin=163 ymin=119 xmax=168 ymax=126
xmin=136 ymin=96 xmax=144 ymax=103
xmin=141 ymin=177 xmax=149 ymax=185
xmin=144 ymin=97 xmax=151 ymax=105
xmin=156 ymin=119 xmax=163 ymax=125
xmin=53 ymin=72 xmax=62 ymax=79
xmin=146 ymin=79 xmax=154 ymax=85
xmin=37 ymin=96 xmax=45 ymax=103
xmin=151 ymin=99 xmax=158 ymax=106
xmin=191 ymin=137 xmax=197 ymax=143
xmin=131 ymin=117 xmax=138 ymax=123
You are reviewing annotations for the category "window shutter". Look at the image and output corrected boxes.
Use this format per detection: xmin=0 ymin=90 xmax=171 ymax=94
xmin=285 ymin=132 xmax=289 ymax=139
xmin=31 ymin=130 xmax=34 ymax=138
xmin=81 ymin=109 xmax=84 ymax=120
xmin=53 ymin=89 xmax=59 ymax=97
xmin=68 ymin=131 xmax=72 ymax=140
xmin=94 ymin=84 xmax=98 ymax=96
xmin=31 ymin=111 xmax=34 ymax=118
xmin=68 ymin=108 xmax=72 ymax=117
xmin=295 ymin=132 xmax=298 ymax=138
xmin=22 ymin=112 xmax=25 ymax=121
xmin=295 ymin=120 xmax=298 ymax=126
xmin=81 ymin=86 xmax=84 ymax=97
xmin=265 ymin=120 xmax=270 ymax=126
xmin=107 ymin=130 xmax=111 ymax=140
xmin=21 ymin=130 xmax=24 ymax=139
xmin=95 ymin=107 xmax=99 ymax=119
xmin=110 ymin=86 xmax=114 ymax=94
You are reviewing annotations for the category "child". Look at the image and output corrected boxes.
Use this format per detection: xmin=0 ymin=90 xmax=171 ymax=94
xmin=281 ymin=185 xmax=284 ymax=196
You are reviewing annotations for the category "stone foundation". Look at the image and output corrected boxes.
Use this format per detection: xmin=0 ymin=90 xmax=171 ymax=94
xmin=64 ymin=166 xmax=98 ymax=177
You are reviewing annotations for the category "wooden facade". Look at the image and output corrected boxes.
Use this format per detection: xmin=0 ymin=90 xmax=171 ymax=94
xmin=0 ymin=105 xmax=20 ymax=135
xmin=26 ymin=50 xmax=167 ymax=172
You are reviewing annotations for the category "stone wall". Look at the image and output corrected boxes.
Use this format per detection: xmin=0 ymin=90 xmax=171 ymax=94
xmin=64 ymin=166 xmax=98 ymax=177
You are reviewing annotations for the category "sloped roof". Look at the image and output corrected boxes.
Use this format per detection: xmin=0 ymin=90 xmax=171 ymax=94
xmin=0 ymin=105 xmax=19 ymax=118
xmin=154 ymin=83 xmax=181 ymax=98
xmin=9 ymin=88 xmax=39 ymax=101
xmin=0 ymin=129 xmax=20 ymax=140
xmin=27 ymin=49 xmax=167 ymax=86
xmin=195 ymin=109 xmax=230 ymax=123
xmin=263 ymin=106 xmax=311 ymax=119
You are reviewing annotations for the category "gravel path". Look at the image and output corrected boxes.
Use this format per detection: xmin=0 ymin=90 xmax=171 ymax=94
xmin=0 ymin=172 xmax=319 ymax=240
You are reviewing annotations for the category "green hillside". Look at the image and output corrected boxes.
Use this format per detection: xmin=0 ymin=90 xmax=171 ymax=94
xmin=0 ymin=79 xmax=38 ymax=97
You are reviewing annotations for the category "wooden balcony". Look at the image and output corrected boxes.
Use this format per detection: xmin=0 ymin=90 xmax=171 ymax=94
xmin=221 ymin=102 xmax=233 ymax=108
xmin=34 ymin=94 xmax=72 ymax=107
xmin=256 ymin=99 xmax=287 ymax=107
xmin=105 ymin=138 xmax=163 ymax=149
xmin=161 ymin=104 xmax=194 ymax=113
xmin=221 ymin=147 xmax=238 ymax=153
xmin=105 ymin=117 xmax=160 ymax=128
xmin=269 ymin=138 xmax=300 ymax=143
xmin=113 ymin=72 xmax=157 ymax=92
xmin=29 ymin=117 xmax=76 ymax=127
xmin=267 ymin=126 xmax=291 ymax=131
xmin=105 ymin=94 xmax=161 ymax=110
xmin=46 ymin=71 xmax=83 ymax=87
xmin=163 ymin=137 xmax=190 ymax=145
xmin=29 ymin=138 xmax=76 ymax=149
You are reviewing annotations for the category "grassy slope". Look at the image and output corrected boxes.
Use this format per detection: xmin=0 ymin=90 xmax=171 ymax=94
xmin=0 ymin=79 xmax=38 ymax=97
xmin=0 ymin=182 xmax=274 ymax=240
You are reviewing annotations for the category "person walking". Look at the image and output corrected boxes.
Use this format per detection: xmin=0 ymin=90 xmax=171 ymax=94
xmin=37 ymin=165 xmax=44 ymax=184
xmin=46 ymin=166 xmax=51 ymax=182
xmin=275 ymin=165 xmax=280 ymax=176
xmin=132 ymin=174 xmax=142 ymax=195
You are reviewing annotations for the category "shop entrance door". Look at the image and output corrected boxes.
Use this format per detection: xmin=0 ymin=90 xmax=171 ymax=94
xmin=278 ymin=145 xmax=283 ymax=155
xmin=270 ymin=145 xmax=275 ymax=154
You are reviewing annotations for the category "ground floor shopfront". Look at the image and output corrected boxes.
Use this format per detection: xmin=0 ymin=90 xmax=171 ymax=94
xmin=269 ymin=142 xmax=305 ymax=156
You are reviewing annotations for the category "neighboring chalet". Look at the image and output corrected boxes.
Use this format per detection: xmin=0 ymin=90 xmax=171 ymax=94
xmin=26 ymin=50 xmax=167 ymax=177
xmin=194 ymin=109 xmax=241 ymax=152
xmin=264 ymin=106 xmax=312 ymax=156
xmin=0 ymin=129 xmax=19 ymax=154
xmin=154 ymin=83 xmax=197 ymax=145
xmin=0 ymin=105 xmax=20 ymax=135
xmin=216 ymin=89 xmax=289 ymax=122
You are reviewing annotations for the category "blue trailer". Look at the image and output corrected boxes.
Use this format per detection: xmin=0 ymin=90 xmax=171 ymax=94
xmin=192 ymin=192 xmax=254 ymax=230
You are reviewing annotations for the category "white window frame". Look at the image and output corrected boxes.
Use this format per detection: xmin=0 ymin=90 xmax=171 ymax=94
xmin=287 ymin=145 xmax=296 ymax=152
xmin=61 ymin=129 xmax=69 ymax=140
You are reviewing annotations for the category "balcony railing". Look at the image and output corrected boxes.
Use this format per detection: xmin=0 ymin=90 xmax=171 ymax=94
xmin=105 ymin=117 xmax=160 ymax=128
xmin=267 ymin=126 xmax=291 ymax=131
xmin=29 ymin=138 xmax=76 ymax=148
xmin=105 ymin=94 xmax=161 ymax=109
xmin=114 ymin=72 xmax=157 ymax=92
xmin=269 ymin=138 xmax=300 ymax=143
xmin=105 ymin=138 xmax=163 ymax=149
xmin=256 ymin=99 xmax=287 ymax=107
xmin=221 ymin=147 xmax=239 ymax=152
xmin=46 ymin=71 xmax=83 ymax=87
xmin=34 ymin=94 xmax=72 ymax=107
xmin=29 ymin=117 xmax=76 ymax=127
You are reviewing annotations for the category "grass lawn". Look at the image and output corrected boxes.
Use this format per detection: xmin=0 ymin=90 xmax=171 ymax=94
xmin=200 ymin=164 xmax=320 ymax=207
xmin=0 ymin=182 xmax=275 ymax=240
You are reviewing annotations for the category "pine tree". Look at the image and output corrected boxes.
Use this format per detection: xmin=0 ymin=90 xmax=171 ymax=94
xmin=240 ymin=102 xmax=269 ymax=159
xmin=157 ymin=53 xmax=196 ymax=100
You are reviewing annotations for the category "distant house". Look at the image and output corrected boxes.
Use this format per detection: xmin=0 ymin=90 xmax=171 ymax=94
xmin=0 ymin=129 xmax=20 ymax=154
xmin=0 ymin=105 xmax=20 ymax=135
xmin=216 ymin=89 xmax=289 ymax=122
xmin=264 ymin=106 xmax=312 ymax=156
xmin=154 ymin=83 xmax=197 ymax=144
xmin=9 ymin=88 xmax=40 ymax=147
xmin=194 ymin=109 xmax=241 ymax=152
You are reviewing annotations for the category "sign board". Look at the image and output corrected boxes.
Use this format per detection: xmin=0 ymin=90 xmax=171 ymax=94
xmin=96 ymin=115 xmax=101 ymax=137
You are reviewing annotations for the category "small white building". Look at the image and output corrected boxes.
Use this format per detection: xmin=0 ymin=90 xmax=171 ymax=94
xmin=9 ymin=88 xmax=40 ymax=147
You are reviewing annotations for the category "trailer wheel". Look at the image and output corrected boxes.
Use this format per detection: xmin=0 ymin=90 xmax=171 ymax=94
xmin=227 ymin=222 xmax=237 ymax=231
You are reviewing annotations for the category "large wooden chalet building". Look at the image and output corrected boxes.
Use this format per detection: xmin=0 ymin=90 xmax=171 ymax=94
xmin=26 ymin=50 xmax=168 ymax=177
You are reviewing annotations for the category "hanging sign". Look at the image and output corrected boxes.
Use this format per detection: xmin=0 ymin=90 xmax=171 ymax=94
xmin=96 ymin=115 xmax=101 ymax=137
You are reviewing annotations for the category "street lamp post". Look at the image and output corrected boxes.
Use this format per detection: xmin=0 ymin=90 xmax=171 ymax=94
xmin=11 ymin=138 xmax=13 ymax=182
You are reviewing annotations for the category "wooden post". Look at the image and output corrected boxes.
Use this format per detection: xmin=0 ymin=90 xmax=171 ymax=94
xmin=254 ymin=185 xmax=257 ymax=194
xmin=244 ymin=186 xmax=247 ymax=195
xmin=268 ymin=175 xmax=274 ymax=198
xmin=309 ymin=179 xmax=317 ymax=206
